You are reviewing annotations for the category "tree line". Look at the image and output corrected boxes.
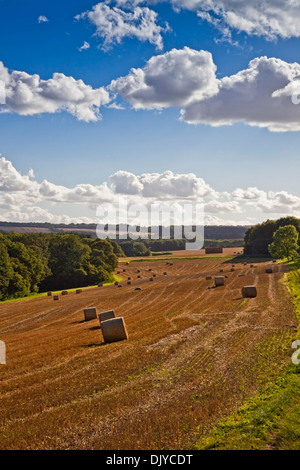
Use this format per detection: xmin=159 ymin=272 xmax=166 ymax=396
xmin=0 ymin=233 xmax=123 ymax=301
xmin=244 ymin=216 xmax=300 ymax=258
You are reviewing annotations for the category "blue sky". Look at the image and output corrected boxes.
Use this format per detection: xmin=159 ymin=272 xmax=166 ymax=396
xmin=1 ymin=0 xmax=300 ymax=225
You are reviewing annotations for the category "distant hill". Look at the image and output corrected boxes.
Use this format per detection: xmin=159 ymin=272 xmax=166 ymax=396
xmin=0 ymin=222 xmax=250 ymax=240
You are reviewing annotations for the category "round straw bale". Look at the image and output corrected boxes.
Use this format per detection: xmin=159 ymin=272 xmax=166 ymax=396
xmin=47 ymin=292 xmax=52 ymax=297
xmin=215 ymin=276 xmax=225 ymax=287
xmin=242 ymin=286 xmax=257 ymax=298
xmin=98 ymin=310 xmax=115 ymax=325
xmin=266 ymin=267 xmax=273 ymax=274
xmin=84 ymin=307 xmax=97 ymax=321
xmin=62 ymin=291 xmax=68 ymax=296
xmin=53 ymin=295 xmax=59 ymax=301
xmin=101 ymin=317 xmax=128 ymax=343
xmin=206 ymin=276 xmax=212 ymax=281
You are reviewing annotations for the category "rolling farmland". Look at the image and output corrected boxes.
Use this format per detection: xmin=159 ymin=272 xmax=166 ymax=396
xmin=0 ymin=252 xmax=297 ymax=450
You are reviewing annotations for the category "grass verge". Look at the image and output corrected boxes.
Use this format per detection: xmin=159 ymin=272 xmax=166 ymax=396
xmin=192 ymin=261 xmax=300 ymax=450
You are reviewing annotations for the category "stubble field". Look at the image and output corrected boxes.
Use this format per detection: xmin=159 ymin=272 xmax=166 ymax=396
xmin=0 ymin=252 xmax=297 ymax=450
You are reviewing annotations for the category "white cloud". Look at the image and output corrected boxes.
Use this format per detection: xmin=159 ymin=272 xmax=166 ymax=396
xmin=232 ymin=187 xmax=267 ymax=201
xmin=0 ymin=62 xmax=110 ymax=122
xmin=78 ymin=41 xmax=91 ymax=52
xmin=110 ymin=49 xmax=300 ymax=131
xmin=110 ymin=170 xmax=215 ymax=198
xmin=39 ymin=180 xmax=115 ymax=204
xmin=204 ymin=214 xmax=255 ymax=226
xmin=193 ymin=0 xmax=300 ymax=40
xmin=256 ymin=191 xmax=300 ymax=214
xmin=181 ymin=56 xmax=300 ymax=131
xmin=110 ymin=170 xmax=144 ymax=194
xmin=76 ymin=2 xmax=168 ymax=51
xmin=38 ymin=15 xmax=49 ymax=24
xmin=139 ymin=171 xmax=214 ymax=198
xmin=205 ymin=200 xmax=241 ymax=214
xmin=110 ymin=47 xmax=218 ymax=109
xmin=0 ymin=207 xmax=96 ymax=225
xmin=107 ymin=102 xmax=126 ymax=110
xmin=112 ymin=0 xmax=300 ymax=40
xmin=0 ymin=157 xmax=38 ymax=192
xmin=1 ymin=156 xmax=300 ymax=225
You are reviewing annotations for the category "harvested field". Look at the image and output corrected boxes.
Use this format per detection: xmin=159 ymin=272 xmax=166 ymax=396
xmin=0 ymin=255 xmax=297 ymax=450
xmin=121 ymin=247 xmax=244 ymax=261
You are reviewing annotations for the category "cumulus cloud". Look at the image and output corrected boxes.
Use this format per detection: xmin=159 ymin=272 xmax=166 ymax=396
xmin=231 ymin=186 xmax=300 ymax=216
xmin=124 ymin=0 xmax=300 ymax=40
xmin=190 ymin=0 xmax=300 ymax=40
xmin=112 ymin=0 xmax=300 ymax=39
xmin=205 ymin=200 xmax=242 ymax=214
xmin=1 ymin=156 xmax=300 ymax=224
xmin=39 ymin=180 xmax=116 ymax=204
xmin=110 ymin=170 xmax=215 ymax=198
xmin=110 ymin=49 xmax=300 ymax=131
xmin=110 ymin=47 xmax=218 ymax=109
xmin=182 ymin=56 xmax=300 ymax=131
xmin=110 ymin=170 xmax=144 ymax=194
xmin=76 ymin=2 xmax=168 ymax=51
xmin=256 ymin=191 xmax=300 ymax=214
xmin=0 ymin=61 xmax=110 ymax=122
xmin=232 ymin=187 xmax=268 ymax=201
xmin=0 ymin=157 xmax=38 ymax=192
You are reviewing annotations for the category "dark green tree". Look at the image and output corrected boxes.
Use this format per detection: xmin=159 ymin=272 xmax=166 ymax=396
xmin=0 ymin=237 xmax=13 ymax=300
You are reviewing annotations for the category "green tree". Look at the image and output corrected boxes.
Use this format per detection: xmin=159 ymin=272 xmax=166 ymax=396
xmin=119 ymin=241 xmax=151 ymax=257
xmin=85 ymin=239 xmax=118 ymax=285
xmin=268 ymin=225 xmax=299 ymax=260
xmin=40 ymin=234 xmax=92 ymax=290
xmin=0 ymin=238 xmax=13 ymax=300
xmin=244 ymin=220 xmax=277 ymax=255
